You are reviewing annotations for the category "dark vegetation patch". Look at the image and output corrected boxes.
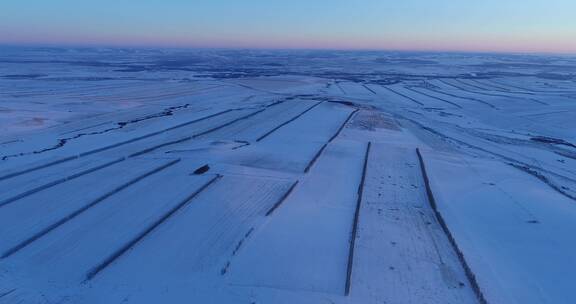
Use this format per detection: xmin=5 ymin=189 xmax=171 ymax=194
xmin=2 ymin=74 xmax=47 ymax=79
xmin=531 ymin=136 xmax=576 ymax=149
xmin=193 ymin=165 xmax=210 ymax=175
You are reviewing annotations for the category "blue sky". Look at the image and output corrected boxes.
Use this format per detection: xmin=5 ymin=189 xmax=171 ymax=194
xmin=1 ymin=0 xmax=575 ymax=53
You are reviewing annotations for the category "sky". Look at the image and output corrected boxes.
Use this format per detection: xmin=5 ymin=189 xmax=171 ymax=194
xmin=1 ymin=0 xmax=575 ymax=54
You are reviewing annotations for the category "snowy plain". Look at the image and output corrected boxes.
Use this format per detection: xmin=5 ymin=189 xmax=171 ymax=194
xmin=1 ymin=47 xmax=576 ymax=303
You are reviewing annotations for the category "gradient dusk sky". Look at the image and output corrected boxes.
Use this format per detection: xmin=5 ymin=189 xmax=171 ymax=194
xmin=1 ymin=0 xmax=575 ymax=53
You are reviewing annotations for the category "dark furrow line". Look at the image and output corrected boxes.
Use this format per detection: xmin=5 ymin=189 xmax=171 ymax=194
xmin=362 ymin=84 xmax=377 ymax=95
xmin=0 ymin=104 xmax=192 ymax=161
xmin=471 ymin=79 xmax=513 ymax=92
xmin=304 ymin=109 xmax=358 ymax=173
xmin=438 ymin=79 xmax=477 ymax=91
xmin=423 ymin=87 xmax=500 ymax=108
xmin=82 ymin=86 xmax=224 ymax=103
xmin=220 ymin=227 xmax=255 ymax=276
xmin=488 ymin=79 xmax=537 ymax=92
xmin=469 ymin=79 xmax=539 ymax=96
xmin=265 ymin=181 xmax=299 ymax=216
xmin=231 ymin=82 xmax=283 ymax=95
xmin=401 ymin=116 xmax=576 ymax=200
xmin=232 ymin=228 xmax=255 ymax=256
xmin=0 ymin=156 xmax=77 ymax=182
xmin=304 ymin=143 xmax=328 ymax=173
xmin=128 ymin=137 xmax=193 ymax=158
xmin=221 ymin=227 xmax=256 ymax=275
xmin=0 ymin=139 xmax=22 ymax=145
xmin=509 ymin=163 xmax=576 ymax=201
xmin=404 ymin=86 xmax=463 ymax=109
xmin=471 ymin=79 xmax=534 ymax=95
xmin=555 ymin=150 xmax=576 ymax=161
xmin=439 ymin=79 xmax=547 ymax=105
xmin=129 ymin=108 xmax=268 ymax=157
xmin=455 ymin=79 xmax=495 ymax=91
xmin=230 ymin=140 xmax=250 ymax=150
xmin=0 ymin=109 xmax=236 ymax=182
xmin=85 ymin=174 xmax=222 ymax=281
xmin=60 ymin=121 xmax=113 ymax=136
xmin=1 ymin=159 xmax=181 ymax=259
xmin=345 ymin=141 xmax=371 ymax=296
xmin=0 ymin=102 xmax=284 ymax=207
xmin=303 ymin=108 xmax=358 ymax=173
xmin=457 ymin=79 xmax=541 ymax=100
xmin=1 ymin=97 xmax=291 ymax=174
xmin=336 ymin=82 xmax=347 ymax=95
xmin=256 ymin=101 xmax=323 ymax=142
xmin=0 ymin=289 xmax=16 ymax=299
xmin=416 ymin=148 xmax=488 ymax=304
xmin=440 ymin=79 xmax=500 ymax=96
xmin=79 ymin=109 xmax=237 ymax=158
xmin=381 ymin=86 xmax=424 ymax=106
xmin=329 ymin=109 xmax=359 ymax=143
xmin=195 ymin=108 xmax=268 ymax=138
xmin=0 ymin=158 xmax=125 ymax=209
xmin=494 ymin=80 xmax=576 ymax=95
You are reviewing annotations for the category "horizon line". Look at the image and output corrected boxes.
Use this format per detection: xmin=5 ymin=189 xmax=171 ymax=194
xmin=1 ymin=41 xmax=575 ymax=57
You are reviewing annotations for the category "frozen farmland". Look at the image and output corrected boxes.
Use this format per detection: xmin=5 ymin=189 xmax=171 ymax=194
xmin=1 ymin=47 xmax=576 ymax=303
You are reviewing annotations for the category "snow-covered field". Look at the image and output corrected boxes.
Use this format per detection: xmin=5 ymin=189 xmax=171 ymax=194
xmin=1 ymin=47 xmax=575 ymax=303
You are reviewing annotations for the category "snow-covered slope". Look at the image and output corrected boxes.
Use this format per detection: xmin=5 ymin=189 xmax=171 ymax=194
xmin=1 ymin=47 xmax=575 ymax=303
